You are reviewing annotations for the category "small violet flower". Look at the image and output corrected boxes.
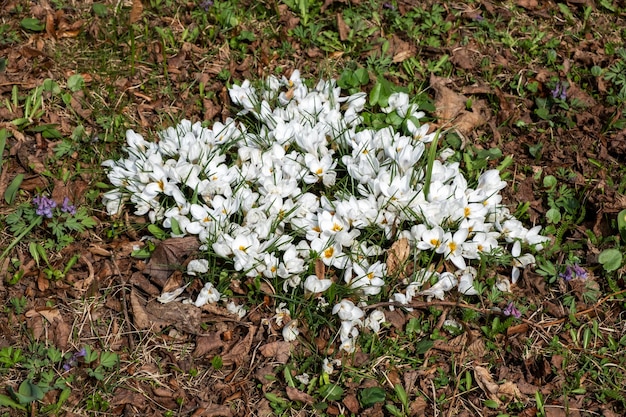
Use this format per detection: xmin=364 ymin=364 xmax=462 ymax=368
xmin=33 ymin=195 xmax=57 ymax=218
xmin=63 ymin=347 xmax=87 ymax=371
xmin=503 ymin=302 xmax=521 ymax=319
xmin=199 ymin=0 xmax=213 ymax=12
xmin=61 ymin=197 xmax=77 ymax=215
xmin=551 ymin=82 xmax=567 ymax=100
xmin=560 ymin=264 xmax=587 ymax=281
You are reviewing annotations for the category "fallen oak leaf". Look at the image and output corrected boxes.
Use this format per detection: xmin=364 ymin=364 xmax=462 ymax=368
xmin=144 ymin=236 xmax=200 ymax=287
xmin=259 ymin=341 xmax=292 ymax=364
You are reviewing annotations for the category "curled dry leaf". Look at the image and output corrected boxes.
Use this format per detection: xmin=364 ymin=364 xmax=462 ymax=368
xmin=130 ymin=288 xmax=151 ymax=330
xmin=386 ymin=237 xmax=410 ymax=278
xmin=129 ymin=0 xmax=144 ymax=24
xmin=286 ymin=386 xmax=314 ymax=405
xmin=315 ymin=258 xmax=326 ymax=279
xmin=474 ymin=366 xmax=500 ymax=405
xmin=33 ymin=308 xmax=70 ymax=349
xmin=336 ymin=13 xmax=350 ymax=41
xmin=222 ymin=326 xmax=256 ymax=366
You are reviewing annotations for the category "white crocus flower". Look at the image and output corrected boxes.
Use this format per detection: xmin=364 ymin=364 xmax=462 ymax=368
xmin=348 ymin=261 xmax=386 ymax=296
xmin=417 ymin=226 xmax=445 ymax=251
xmin=229 ymin=79 xmax=257 ymax=111
xmin=282 ymin=319 xmax=299 ymax=342
xmin=321 ymin=358 xmax=336 ymax=375
xmin=457 ymin=267 xmax=479 ymax=296
xmin=441 ymin=228 xmax=470 ymax=269
xmin=419 ymin=272 xmax=458 ymax=301
xmin=303 ymin=153 xmax=337 ymax=187
xmin=194 ymin=282 xmax=220 ymax=307
xmin=382 ymin=92 xmax=410 ymax=116
xmin=187 ymin=259 xmax=209 ymax=276
xmin=511 ymin=252 xmax=536 ymax=283
xmin=311 ymin=237 xmax=346 ymax=269
xmin=226 ymin=302 xmax=247 ymax=319
xmin=332 ymin=299 xmax=365 ymax=321
xmin=364 ymin=310 xmax=386 ymax=333
xmin=274 ymin=303 xmax=291 ymax=326
xmin=339 ymin=336 xmax=357 ymax=353
xmin=304 ymin=275 xmax=333 ymax=294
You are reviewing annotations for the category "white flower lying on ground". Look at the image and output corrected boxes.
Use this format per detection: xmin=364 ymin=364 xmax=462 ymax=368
xmin=194 ymin=282 xmax=220 ymax=307
xmin=103 ymin=72 xmax=550 ymax=350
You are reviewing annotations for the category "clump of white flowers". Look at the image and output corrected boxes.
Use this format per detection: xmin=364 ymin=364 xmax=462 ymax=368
xmin=103 ymin=70 xmax=549 ymax=353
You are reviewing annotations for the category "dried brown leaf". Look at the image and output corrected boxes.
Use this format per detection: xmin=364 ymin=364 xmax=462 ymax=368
xmin=45 ymin=13 xmax=56 ymax=39
xmin=336 ymin=13 xmax=350 ymax=41
xmin=110 ymin=388 xmax=147 ymax=406
xmin=516 ymin=0 xmax=538 ymax=9
xmin=386 ymin=238 xmax=410 ymax=278
xmin=144 ymin=236 xmax=200 ymax=287
xmin=430 ymin=74 xmax=467 ymax=123
xmin=410 ymin=396 xmax=428 ymax=416
xmin=145 ymin=299 xmax=203 ymax=333
xmin=193 ymin=332 xmax=225 ymax=357
xmin=130 ymin=288 xmax=152 ymax=329
xmin=315 ymin=258 xmax=326 ymax=279
xmin=222 ymin=326 xmax=256 ymax=366
xmin=51 ymin=316 xmax=70 ymax=350
xmin=498 ymin=381 xmax=523 ymax=402
xmin=286 ymin=386 xmax=314 ymax=405
xmin=342 ymin=394 xmax=360 ymax=414
xmin=259 ymin=341 xmax=291 ymax=364
xmin=129 ymin=0 xmax=144 ymax=24
xmin=474 ymin=366 xmax=500 ymax=404
xmin=454 ymin=109 xmax=486 ymax=136
xmin=25 ymin=311 xmax=44 ymax=341
xmin=130 ymin=271 xmax=161 ymax=296
xmin=194 ymin=403 xmax=234 ymax=417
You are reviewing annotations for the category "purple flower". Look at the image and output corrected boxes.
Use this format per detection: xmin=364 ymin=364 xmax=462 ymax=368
xmin=33 ymin=195 xmax=57 ymax=218
xmin=383 ymin=2 xmax=395 ymax=10
xmin=199 ymin=0 xmax=213 ymax=11
xmin=551 ymin=82 xmax=567 ymax=100
xmin=503 ymin=302 xmax=521 ymax=319
xmin=560 ymin=264 xmax=587 ymax=281
xmin=62 ymin=347 xmax=87 ymax=371
xmin=572 ymin=264 xmax=588 ymax=280
xmin=472 ymin=13 xmax=484 ymax=22
xmin=61 ymin=197 xmax=77 ymax=215
xmin=560 ymin=265 xmax=574 ymax=281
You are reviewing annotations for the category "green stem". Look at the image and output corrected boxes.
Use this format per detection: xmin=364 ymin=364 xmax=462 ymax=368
xmin=0 ymin=216 xmax=43 ymax=261
xmin=422 ymin=130 xmax=441 ymax=201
